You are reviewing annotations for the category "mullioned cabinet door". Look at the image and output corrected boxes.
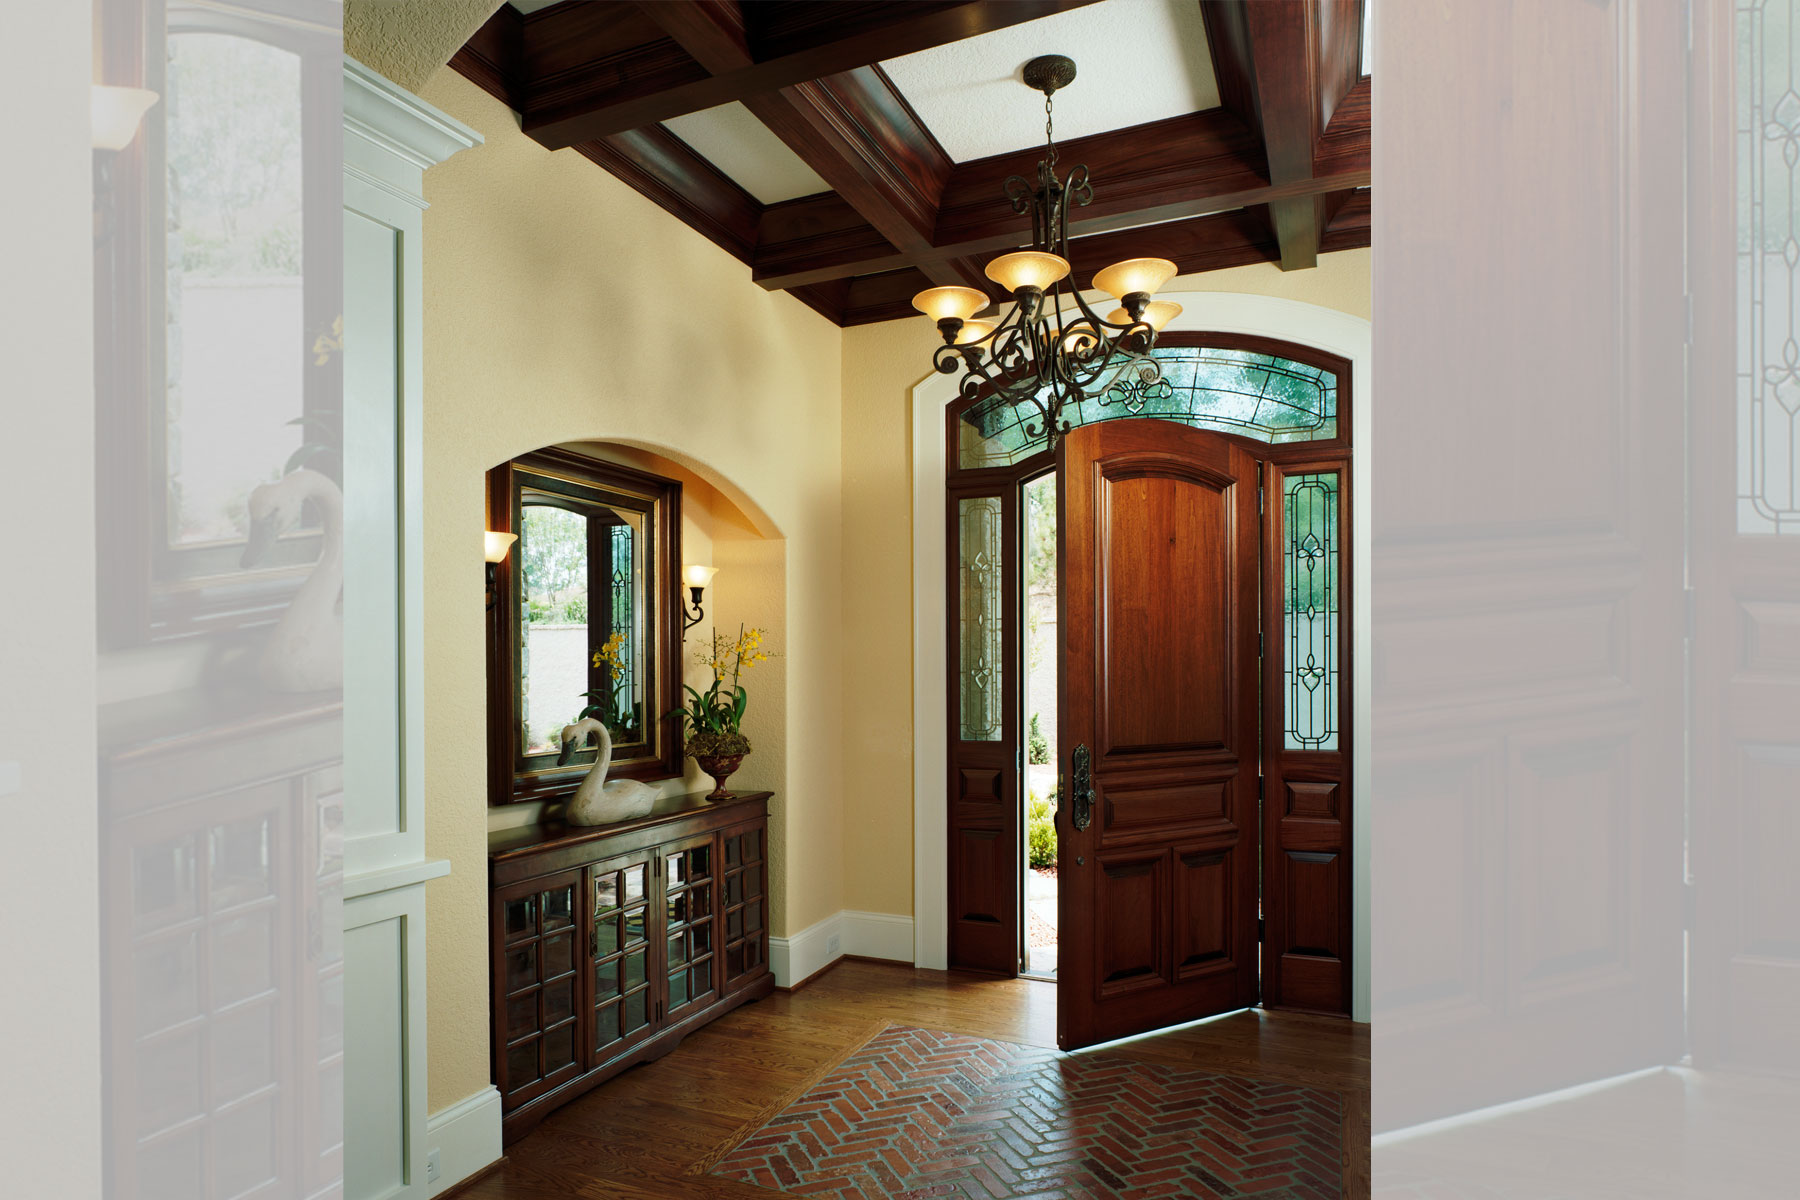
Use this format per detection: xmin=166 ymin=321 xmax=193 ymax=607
xmin=720 ymin=822 xmax=769 ymax=990
xmin=586 ymin=847 xmax=661 ymax=1065
xmin=492 ymin=868 xmax=583 ymax=1110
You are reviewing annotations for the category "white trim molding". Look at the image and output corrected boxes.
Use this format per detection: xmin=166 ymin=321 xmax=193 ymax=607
xmin=769 ymin=910 xmax=916 ymax=987
xmin=910 ymin=292 xmax=1372 ymax=1021
xmin=425 ymin=1087 xmax=503 ymax=1197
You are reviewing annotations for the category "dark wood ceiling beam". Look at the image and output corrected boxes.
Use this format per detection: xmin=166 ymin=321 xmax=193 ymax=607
xmin=519 ymin=0 xmax=1102 ymax=150
xmin=638 ymin=0 xmax=992 ymax=294
xmin=1202 ymin=0 xmax=1365 ymax=272
xmin=751 ymin=106 xmax=1369 ymax=290
xmin=574 ymin=126 xmax=761 ymax=262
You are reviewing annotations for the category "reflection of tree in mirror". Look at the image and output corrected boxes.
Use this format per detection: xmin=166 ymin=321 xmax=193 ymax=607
xmin=521 ymin=506 xmax=588 ymax=617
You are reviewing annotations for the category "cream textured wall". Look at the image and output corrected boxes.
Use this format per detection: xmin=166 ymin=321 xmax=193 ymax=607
xmin=344 ymin=0 xmax=502 ymax=94
xmin=416 ymin=70 xmax=844 ymax=1114
xmin=836 ymin=249 xmax=1372 ymax=919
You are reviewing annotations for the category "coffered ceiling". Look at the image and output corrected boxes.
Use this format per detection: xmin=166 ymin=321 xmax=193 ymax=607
xmin=454 ymin=0 xmax=1372 ymax=327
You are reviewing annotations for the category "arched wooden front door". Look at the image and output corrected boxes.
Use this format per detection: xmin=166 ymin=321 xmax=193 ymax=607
xmin=944 ymin=335 xmax=1354 ymax=1046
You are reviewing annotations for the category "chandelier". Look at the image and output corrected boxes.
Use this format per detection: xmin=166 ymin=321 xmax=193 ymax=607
xmin=913 ymin=55 xmax=1180 ymax=448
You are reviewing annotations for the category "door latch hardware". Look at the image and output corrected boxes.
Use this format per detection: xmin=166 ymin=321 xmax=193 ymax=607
xmin=1070 ymin=743 xmax=1094 ymax=832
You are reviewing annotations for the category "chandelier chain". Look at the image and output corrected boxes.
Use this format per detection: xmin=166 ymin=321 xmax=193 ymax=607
xmin=1044 ymin=90 xmax=1057 ymax=174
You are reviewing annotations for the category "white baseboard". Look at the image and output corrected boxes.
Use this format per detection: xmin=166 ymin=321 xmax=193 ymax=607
xmin=769 ymin=910 xmax=914 ymax=987
xmin=426 ymin=1086 xmax=501 ymax=1197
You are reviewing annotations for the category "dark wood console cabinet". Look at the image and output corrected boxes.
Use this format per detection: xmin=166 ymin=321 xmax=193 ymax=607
xmin=487 ymin=790 xmax=773 ymax=1141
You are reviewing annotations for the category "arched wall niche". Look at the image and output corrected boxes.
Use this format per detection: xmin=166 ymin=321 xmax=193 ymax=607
xmin=487 ymin=440 xmax=795 ymax=939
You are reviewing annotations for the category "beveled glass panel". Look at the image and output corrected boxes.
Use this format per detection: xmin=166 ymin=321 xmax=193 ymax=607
xmin=594 ymin=916 xmax=620 ymax=957
xmin=541 ymin=932 xmax=573 ymax=978
xmin=690 ymin=964 xmax=713 ymax=1003
xmin=211 ymin=909 xmax=274 ymax=1005
xmin=519 ymin=503 xmax=591 ymax=755
xmin=669 ymin=934 xmax=687 ymax=967
xmin=624 ymin=865 xmax=647 ymax=903
xmin=745 ymin=864 xmax=763 ymax=897
xmin=745 ymin=830 xmax=761 ymax=861
xmin=542 ymin=976 xmax=574 ymax=1025
xmin=725 ymin=836 xmax=741 ymax=868
xmin=211 ymin=1001 xmax=274 ymax=1104
xmin=668 ymin=891 xmax=689 ymax=926
xmin=595 ymin=957 xmax=620 ymax=997
xmin=542 ymin=1024 xmax=574 ymax=1073
xmin=1283 ymin=472 xmax=1340 ymax=751
xmin=505 ymin=991 xmax=538 ymax=1040
xmin=727 ymin=909 xmax=743 ymax=941
xmin=726 ymin=874 xmax=743 ymax=907
xmin=622 ymin=989 xmax=648 ymax=1034
xmin=957 ymin=346 xmax=1340 ymax=469
xmin=596 ymin=1002 xmax=620 ymax=1049
xmin=208 ymin=816 xmax=273 ymax=908
xmin=505 ymin=1040 xmax=538 ymax=1089
xmin=1739 ymin=0 xmax=1800 ymax=533
xmin=692 ymin=924 xmax=712 ymax=955
xmin=543 ymin=886 xmax=574 ymax=930
xmin=504 ymin=896 xmax=536 ymax=940
xmin=624 ymin=950 xmax=646 ymax=990
xmin=746 ymin=901 xmax=763 ymax=933
xmin=624 ymin=908 xmax=647 ymax=946
xmin=688 ymin=846 xmax=711 ymax=878
xmin=957 ymin=495 xmax=1005 ymax=741
xmin=688 ymin=887 xmax=712 ymax=920
xmin=594 ymin=872 xmax=619 ymax=913
xmin=726 ymin=944 xmax=745 ymax=977
xmin=137 ymin=1028 xmax=203 ymax=1135
xmin=133 ymin=836 xmax=198 ymax=932
xmin=745 ymin=940 xmax=763 ymax=970
xmin=135 ymin=933 xmax=200 ymax=1035
xmin=666 ymin=852 xmax=685 ymax=886
xmin=669 ymin=969 xmax=689 ymax=1010
xmin=506 ymin=945 xmax=537 ymax=993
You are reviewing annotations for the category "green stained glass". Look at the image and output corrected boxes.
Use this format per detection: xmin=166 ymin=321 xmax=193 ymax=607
xmin=957 ymin=347 xmax=1339 ymax=470
xmin=1284 ymin=472 xmax=1339 ymax=751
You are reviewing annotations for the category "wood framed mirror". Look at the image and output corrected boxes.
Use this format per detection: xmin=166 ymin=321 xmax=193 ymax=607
xmin=487 ymin=448 xmax=684 ymax=804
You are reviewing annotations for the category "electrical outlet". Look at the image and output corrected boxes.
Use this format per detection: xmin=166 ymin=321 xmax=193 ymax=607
xmin=426 ymin=1148 xmax=440 ymax=1184
xmin=827 ymin=933 xmax=842 ymax=957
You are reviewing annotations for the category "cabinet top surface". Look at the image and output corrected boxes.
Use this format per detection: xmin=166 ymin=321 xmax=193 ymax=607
xmin=488 ymin=790 xmax=771 ymax=863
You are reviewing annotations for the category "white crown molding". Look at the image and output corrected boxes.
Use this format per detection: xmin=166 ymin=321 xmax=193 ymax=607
xmin=344 ymin=56 xmax=481 ymax=172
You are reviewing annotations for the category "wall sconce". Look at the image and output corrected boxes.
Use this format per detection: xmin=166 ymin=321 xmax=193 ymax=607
xmin=485 ymin=531 xmax=517 ymax=611
xmin=91 ymin=85 xmax=158 ymax=151
xmin=681 ymin=564 xmax=717 ymax=636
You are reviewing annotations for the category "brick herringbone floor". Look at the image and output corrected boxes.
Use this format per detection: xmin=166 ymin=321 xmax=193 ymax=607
xmin=710 ymin=1024 xmax=1341 ymax=1199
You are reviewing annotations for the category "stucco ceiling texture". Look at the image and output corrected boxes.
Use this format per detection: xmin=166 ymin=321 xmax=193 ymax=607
xmin=344 ymin=0 xmax=507 ymax=94
xmin=664 ymin=102 xmax=831 ymax=204
xmin=881 ymin=0 xmax=1220 ymax=162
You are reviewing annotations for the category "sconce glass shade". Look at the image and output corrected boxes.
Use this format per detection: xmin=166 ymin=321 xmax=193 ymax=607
xmin=1107 ymin=300 xmax=1183 ymax=332
xmin=911 ymin=285 xmax=988 ymax=323
xmin=484 ymin=530 xmax=518 ymax=563
xmin=954 ymin=319 xmax=996 ymax=345
xmin=682 ymin=564 xmax=719 ymax=590
xmin=1092 ymin=257 xmax=1178 ymax=301
xmin=92 ymin=85 xmax=159 ymax=151
xmin=985 ymin=250 xmax=1071 ymax=293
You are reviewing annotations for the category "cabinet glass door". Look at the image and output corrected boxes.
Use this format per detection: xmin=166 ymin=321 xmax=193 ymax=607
xmin=722 ymin=824 xmax=767 ymax=988
xmin=662 ymin=834 xmax=717 ymax=1018
xmin=495 ymin=870 xmax=582 ymax=1107
xmin=589 ymin=851 xmax=657 ymax=1060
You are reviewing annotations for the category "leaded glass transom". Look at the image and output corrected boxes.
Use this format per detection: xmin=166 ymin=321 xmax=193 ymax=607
xmin=958 ymin=347 xmax=1339 ymax=470
xmin=1739 ymin=0 xmax=1800 ymax=533
xmin=1284 ymin=472 xmax=1340 ymax=751
xmin=957 ymin=496 xmax=1005 ymax=741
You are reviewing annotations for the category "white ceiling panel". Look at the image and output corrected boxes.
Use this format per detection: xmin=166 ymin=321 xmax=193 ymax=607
xmin=881 ymin=0 xmax=1219 ymax=163
xmin=662 ymin=102 xmax=832 ymax=205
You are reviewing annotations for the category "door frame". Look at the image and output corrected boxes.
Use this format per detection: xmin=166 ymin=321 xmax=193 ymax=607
xmin=909 ymin=293 xmax=1373 ymax=1020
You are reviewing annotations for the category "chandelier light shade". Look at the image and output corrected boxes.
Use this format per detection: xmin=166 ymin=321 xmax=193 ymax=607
xmin=911 ymin=285 xmax=989 ymax=324
xmin=1092 ymin=257 xmax=1179 ymax=304
xmin=913 ymin=55 xmax=1175 ymax=448
xmin=1107 ymin=300 xmax=1183 ymax=333
xmin=985 ymin=250 xmax=1071 ymax=294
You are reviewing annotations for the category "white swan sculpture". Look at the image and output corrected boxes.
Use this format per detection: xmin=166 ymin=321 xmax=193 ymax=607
xmin=241 ymin=468 xmax=343 ymax=693
xmin=556 ymin=717 xmax=661 ymax=825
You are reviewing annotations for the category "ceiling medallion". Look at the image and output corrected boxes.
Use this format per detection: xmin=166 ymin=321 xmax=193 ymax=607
xmin=913 ymin=54 xmax=1179 ymax=449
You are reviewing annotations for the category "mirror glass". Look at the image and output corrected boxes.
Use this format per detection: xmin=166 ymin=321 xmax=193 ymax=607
xmin=518 ymin=495 xmax=648 ymax=759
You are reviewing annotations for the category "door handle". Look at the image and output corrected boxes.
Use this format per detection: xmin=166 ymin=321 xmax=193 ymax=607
xmin=1070 ymin=743 xmax=1094 ymax=832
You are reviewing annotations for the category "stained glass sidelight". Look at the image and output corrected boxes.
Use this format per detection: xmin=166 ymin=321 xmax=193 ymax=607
xmin=959 ymin=347 xmax=1338 ymax=470
xmin=1738 ymin=0 xmax=1800 ymax=533
xmin=1284 ymin=472 xmax=1340 ymax=751
xmin=958 ymin=496 xmax=1005 ymax=741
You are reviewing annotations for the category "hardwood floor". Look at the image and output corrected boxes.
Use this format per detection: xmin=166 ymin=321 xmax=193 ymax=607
xmin=452 ymin=960 xmax=1371 ymax=1199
